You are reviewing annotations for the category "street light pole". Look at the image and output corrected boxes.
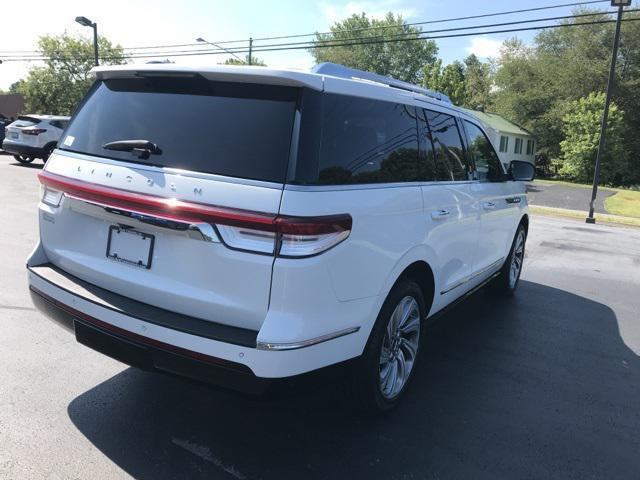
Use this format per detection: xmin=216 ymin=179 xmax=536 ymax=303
xmin=195 ymin=37 xmax=243 ymax=62
xmin=75 ymin=16 xmax=99 ymax=66
xmin=92 ymin=22 xmax=99 ymax=66
xmin=586 ymin=1 xmax=628 ymax=224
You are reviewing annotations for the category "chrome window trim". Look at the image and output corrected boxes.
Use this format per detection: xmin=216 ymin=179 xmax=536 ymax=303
xmin=256 ymin=327 xmax=360 ymax=351
xmin=284 ymin=180 xmax=478 ymax=192
xmin=53 ymin=149 xmax=284 ymax=190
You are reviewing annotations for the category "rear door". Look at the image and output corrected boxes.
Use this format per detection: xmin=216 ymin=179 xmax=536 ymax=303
xmin=420 ymin=109 xmax=480 ymax=304
xmin=38 ymin=76 xmax=299 ymax=331
xmin=462 ymin=119 xmax=520 ymax=274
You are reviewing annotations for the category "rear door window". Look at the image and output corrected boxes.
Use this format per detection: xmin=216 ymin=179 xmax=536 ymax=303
xmin=61 ymin=77 xmax=298 ymax=183
xmin=424 ymin=110 xmax=468 ymax=181
xmin=296 ymin=93 xmax=420 ymax=185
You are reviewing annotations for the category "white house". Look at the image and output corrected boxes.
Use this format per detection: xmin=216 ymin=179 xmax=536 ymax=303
xmin=461 ymin=109 xmax=536 ymax=170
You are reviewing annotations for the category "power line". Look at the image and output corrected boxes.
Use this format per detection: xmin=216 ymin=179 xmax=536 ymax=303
xmin=1 ymin=16 xmax=639 ymax=63
xmin=2 ymin=9 xmax=636 ymax=61
xmin=0 ymin=0 xmax=614 ymax=54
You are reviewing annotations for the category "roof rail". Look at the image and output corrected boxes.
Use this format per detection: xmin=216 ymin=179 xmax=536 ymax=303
xmin=312 ymin=62 xmax=452 ymax=104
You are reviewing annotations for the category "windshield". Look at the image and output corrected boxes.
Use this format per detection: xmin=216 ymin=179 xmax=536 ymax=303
xmin=61 ymin=76 xmax=298 ymax=183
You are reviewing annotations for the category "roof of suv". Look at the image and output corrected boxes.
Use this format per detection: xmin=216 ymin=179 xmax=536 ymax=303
xmin=21 ymin=115 xmax=71 ymax=121
xmin=91 ymin=63 xmax=468 ymax=117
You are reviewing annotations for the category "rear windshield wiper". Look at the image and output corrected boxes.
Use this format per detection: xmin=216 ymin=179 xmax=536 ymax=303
xmin=103 ymin=139 xmax=162 ymax=159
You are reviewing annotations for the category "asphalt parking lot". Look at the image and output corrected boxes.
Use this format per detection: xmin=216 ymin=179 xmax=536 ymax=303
xmin=1 ymin=152 xmax=639 ymax=480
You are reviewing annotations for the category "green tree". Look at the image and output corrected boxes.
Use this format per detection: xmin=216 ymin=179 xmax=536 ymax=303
xmin=223 ymin=55 xmax=266 ymax=66
xmin=422 ymin=59 xmax=467 ymax=105
xmin=493 ymin=7 xmax=640 ymax=180
xmin=559 ymin=92 xmax=626 ymax=184
xmin=422 ymin=55 xmax=493 ymax=110
xmin=463 ymin=54 xmax=494 ymax=111
xmin=14 ymin=34 xmax=125 ymax=115
xmin=309 ymin=12 xmax=438 ymax=84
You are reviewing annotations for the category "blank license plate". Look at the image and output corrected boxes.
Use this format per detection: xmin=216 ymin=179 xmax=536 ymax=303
xmin=106 ymin=226 xmax=155 ymax=269
xmin=10 ymin=132 xmax=18 ymax=139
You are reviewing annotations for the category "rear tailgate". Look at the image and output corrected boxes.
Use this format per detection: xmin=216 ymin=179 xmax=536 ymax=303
xmin=37 ymin=75 xmax=300 ymax=332
xmin=40 ymin=152 xmax=283 ymax=331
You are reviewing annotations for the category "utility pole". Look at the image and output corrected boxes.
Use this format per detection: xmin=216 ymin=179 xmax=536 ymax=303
xmin=586 ymin=0 xmax=629 ymax=224
xmin=248 ymin=37 xmax=253 ymax=66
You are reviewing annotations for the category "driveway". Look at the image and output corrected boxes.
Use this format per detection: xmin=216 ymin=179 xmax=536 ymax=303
xmin=1 ymin=157 xmax=640 ymax=479
xmin=526 ymin=180 xmax=616 ymax=213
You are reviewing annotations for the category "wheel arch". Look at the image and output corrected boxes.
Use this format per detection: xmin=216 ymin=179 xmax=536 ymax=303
xmin=394 ymin=261 xmax=435 ymax=316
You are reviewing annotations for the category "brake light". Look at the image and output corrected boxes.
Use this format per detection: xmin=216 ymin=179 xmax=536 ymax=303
xmin=37 ymin=170 xmax=352 ymax=257
xmin=22 ymin=128 xmax=47 ymax=135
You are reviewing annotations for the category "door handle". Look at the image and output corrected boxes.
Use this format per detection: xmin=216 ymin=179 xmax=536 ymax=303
xmin=506 ymin=196 xmax=522 ymax=204
xmin=482 ymin=201 xmax=496 ymax=210
xmin=431 ymin=209 xmax=450 ymax=220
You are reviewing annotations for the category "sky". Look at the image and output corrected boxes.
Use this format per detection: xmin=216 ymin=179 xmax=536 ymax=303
xmin=0 ymin=0 xmax=613 ymax=90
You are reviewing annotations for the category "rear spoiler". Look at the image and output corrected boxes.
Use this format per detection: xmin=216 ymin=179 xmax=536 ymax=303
xmin=91 ymin=64 xmax=324 ymax=91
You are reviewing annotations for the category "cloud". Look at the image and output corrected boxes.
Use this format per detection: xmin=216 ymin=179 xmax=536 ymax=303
xmin=467 ymin=37 xmax=503 ymax=59
xmin=320 ymin=1 xmax=417 ymax=27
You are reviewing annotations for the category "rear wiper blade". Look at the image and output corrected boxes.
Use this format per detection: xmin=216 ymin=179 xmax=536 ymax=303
xmin=103 ymin=139 xmax=161 ymax=159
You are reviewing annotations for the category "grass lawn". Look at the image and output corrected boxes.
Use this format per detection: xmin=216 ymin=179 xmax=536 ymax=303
xmin=605 ymin=190 xmax=640 ymax=218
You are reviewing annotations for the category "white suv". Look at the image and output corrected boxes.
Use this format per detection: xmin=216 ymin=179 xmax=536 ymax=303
xmin=27 ymin=63 xmax=534 ymax=411
xmin=3 ymin=115 xmax=70 ymax=164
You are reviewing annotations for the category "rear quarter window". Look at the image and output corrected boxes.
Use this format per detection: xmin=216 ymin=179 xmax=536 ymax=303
xmin=61 ymin=77 xmax=298 ymax=183
xmin=293 ymin=93 xmax=420 ymax=185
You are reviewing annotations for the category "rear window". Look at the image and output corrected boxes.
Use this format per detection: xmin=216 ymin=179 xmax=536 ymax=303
xmin=15 ymin=116 xmax=41 ymax=128
xmin=61 ymin=77 xmax=298 ymax=183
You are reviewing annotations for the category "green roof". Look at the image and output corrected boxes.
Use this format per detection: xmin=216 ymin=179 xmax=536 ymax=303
xmin=461 ymin=108 xmax=532 ymax=137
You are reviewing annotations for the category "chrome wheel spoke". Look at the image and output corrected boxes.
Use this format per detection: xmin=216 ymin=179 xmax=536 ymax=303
xmin=394 ymin=353 xmax=406 ymax=396
xmin=400 ymin=336 xmax=418 ymax=362
xmin=399 ymin=313 xmax=420 ymax=335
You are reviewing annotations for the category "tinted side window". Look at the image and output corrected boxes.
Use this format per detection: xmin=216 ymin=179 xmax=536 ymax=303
xmin=316 ymin=94 xmax=419 ymax=185
xmin=424 ymin=110 xmax=468 ymax=181
xmin=463 ymin=120 xmax=504 ymax=182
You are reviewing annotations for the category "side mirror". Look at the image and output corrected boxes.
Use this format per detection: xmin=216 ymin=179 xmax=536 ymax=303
xmin=509 ymin=160 xmax=535 ymax=181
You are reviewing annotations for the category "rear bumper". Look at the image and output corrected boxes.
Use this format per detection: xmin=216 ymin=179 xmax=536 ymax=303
xmin=27 ymin=261 xmax=368 ymax=382
xmin=1 ymin=140 xmax=45 ymax=158
xmin=29 ymin=285 xmax=268 ymax=394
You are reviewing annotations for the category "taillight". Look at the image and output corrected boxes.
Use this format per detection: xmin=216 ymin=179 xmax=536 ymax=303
xmin=216 ymin=214 xmax=352 ymax=257
xmin=22 ymin=128 xmax=47 ymax=135
xmin=37 ymin=170 xmax=352 ymax=258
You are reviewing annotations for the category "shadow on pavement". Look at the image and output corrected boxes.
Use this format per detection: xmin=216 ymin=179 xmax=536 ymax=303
xmin=8 ymin=160 xmax=44 ymax=169
xmin=67 ymin=281 xmax=640 ymax=480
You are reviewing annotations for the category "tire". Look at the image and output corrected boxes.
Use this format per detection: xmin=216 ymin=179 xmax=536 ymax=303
xmin=14 ymin=154 xmax=34 ymax=164
xmin=490 ymin=224 xmax=527 ymax=297
xmin=43 ymin=144 xmax=56 ymax=161
xmin=355 ymin=279 xmax=426 ymax=413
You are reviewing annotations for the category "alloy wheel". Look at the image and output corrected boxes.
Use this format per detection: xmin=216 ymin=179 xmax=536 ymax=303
xmin=379 ymin=295 xmax=421 ymax=399
xmin=509 ymin=230 xmax=525 ymax=288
